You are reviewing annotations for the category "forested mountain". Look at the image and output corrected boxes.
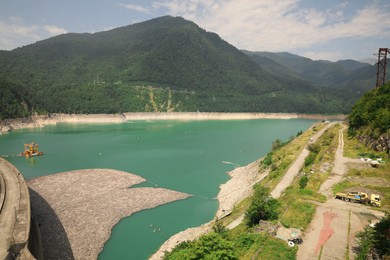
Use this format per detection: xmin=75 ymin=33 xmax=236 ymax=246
xmin=243 ymin=51 xmax=385 ymax=98
xmin=0 ymin=16 xmax=379 ymax=119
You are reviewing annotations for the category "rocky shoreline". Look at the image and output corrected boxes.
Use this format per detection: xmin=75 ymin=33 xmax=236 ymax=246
xmin=0 ymin=112 xmax=346 ymax=134
xmin=150 ymin=159 xmax=269 ymax=259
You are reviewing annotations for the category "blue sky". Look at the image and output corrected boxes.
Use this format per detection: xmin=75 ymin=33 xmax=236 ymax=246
xmin=1 ymin=0 xmax=389 ymax=61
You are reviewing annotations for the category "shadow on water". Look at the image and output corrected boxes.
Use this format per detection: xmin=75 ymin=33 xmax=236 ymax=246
xmin=29 ymin=188 xmax=75 ymax=260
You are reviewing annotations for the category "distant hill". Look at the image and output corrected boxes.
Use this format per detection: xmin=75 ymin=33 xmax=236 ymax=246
xmin=0 ymin=16 xmax=378 ymax=118
xmin=243 ymin=51 xmax=379 ymax=93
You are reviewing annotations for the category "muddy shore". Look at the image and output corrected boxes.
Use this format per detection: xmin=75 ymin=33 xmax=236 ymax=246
xmin=0 ymin=112 xmax=346 ymax=134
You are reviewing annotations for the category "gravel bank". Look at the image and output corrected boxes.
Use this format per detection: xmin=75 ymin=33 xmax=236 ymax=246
xmin=150 ymin=159 xmax=268 ymax=259
xmin=1 ymin=112 xmax=346 ymax=134
xmin=27 ymin=169 xmax=190 ymax=260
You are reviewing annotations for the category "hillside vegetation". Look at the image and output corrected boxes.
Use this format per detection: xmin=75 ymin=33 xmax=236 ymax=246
xmin=348 ymin=82 xmax=390 ymax=153
xmin=0 ymin=78 xmax=31 ymax=120
xmin=0 ymin=16 xmax=377 ymax=119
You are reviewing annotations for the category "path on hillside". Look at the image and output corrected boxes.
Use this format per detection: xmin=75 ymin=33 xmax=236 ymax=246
xmin=226 ymin=123 xmax=335 ymax=230
xmin=297 ymin=126 xmax=385 ymax=260
xmin=270 ymin=123 xmax=335 ymax=199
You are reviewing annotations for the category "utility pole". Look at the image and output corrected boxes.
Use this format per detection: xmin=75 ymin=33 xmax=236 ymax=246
xmin=376 ymin=48 xmax=390 ymax=87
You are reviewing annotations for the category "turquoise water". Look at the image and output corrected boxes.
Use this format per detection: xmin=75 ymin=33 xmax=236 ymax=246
xmin=0 ymin=119 xmax=314 ymax=259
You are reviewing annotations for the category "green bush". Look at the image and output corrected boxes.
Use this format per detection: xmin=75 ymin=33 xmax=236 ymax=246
xmin=212 ymin=221 xmax=228 ymax=238
xmin=262 ymin=151 xmax=273 ymax=168
xmin=164 ymin=233 xmax=238 ymax=260
xmin=245 ymin=185 xmax=280 ymax=227
xmin=355 ymin=214 xmax=390 ymax=260
xmin=299 ymin=175 xmax=308 ymax=189
xmin=304 ymin=152 xmax=317 ymax=166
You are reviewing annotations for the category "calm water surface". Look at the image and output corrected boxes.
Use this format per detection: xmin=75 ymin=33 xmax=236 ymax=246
xmin=0 ymin=119 xmax=314 ymax=259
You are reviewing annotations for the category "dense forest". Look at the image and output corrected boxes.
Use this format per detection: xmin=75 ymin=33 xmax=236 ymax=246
xmin=348 ymin=82 xmax=390 ymax=153
xmin=0 ymin=16 xmax=382 ymax=119
xmin=0 ymin=78 xmax=31 ymax=120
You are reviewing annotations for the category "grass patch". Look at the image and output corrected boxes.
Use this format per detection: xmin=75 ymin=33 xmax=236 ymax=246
xmin=346 ymin=164 xmax=390 ymax=180
xmin=278 ymin=184 xmax=318 ymax=229
xmin=332 ymin=180 xmax=361 ymax=194
xmin=279 ymin=200 xmax=316 ymax=229
xmin=239 ymin=234 xmax=297 ymax=260
xmin=343 ymin=134 xmax=388 ymax=159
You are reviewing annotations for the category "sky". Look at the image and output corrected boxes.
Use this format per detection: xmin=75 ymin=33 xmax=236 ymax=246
xmin=1 ymin=0 xmax=389 ymax=62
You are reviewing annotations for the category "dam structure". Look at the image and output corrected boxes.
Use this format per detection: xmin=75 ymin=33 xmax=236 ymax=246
xmin=0 ymin=158 xmax=42 ymax=259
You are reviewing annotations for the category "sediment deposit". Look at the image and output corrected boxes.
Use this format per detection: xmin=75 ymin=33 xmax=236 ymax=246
xmin=27 ymin=169 xmax=190 ymax=259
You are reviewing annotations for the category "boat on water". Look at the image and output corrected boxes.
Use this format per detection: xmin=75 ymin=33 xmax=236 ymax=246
xmin=19 ymin=142 xmax=44 ymax=158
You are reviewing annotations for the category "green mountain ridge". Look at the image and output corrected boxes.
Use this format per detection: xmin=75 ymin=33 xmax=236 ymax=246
xmin=243 ymin=51 xmax=375 ymax=89
xmin=0 ymin=16 xmax=381 ymax=119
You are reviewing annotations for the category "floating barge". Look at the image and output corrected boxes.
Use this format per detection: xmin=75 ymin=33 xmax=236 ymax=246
xmin=19 ymin=142 xmax=44 ymax=158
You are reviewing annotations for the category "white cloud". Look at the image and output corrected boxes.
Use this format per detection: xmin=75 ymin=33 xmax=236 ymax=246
xmin=43 ymin=25 xmax=68 ymax=35
xmin=303 ymin=51 xmax=344 ymax=61
xmin=0 ymin=20 xmax=68 ymax=50
xmin=152 ymin=0 xmax=390 ymax=53
xmin=118 ymin=3 xmax=151 ymax=14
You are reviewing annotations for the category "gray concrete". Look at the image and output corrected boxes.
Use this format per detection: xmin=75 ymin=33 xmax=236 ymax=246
xmin=0 ymin=158 xmax=34 ymax=259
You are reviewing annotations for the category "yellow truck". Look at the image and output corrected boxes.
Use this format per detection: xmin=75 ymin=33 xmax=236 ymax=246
xmin=335 ymin=191 xmax=381 ymax=207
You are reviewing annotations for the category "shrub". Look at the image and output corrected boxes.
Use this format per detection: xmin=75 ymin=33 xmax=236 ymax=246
xmin=299 ymin=175 xmax=308 ymax=189
xmin=272 ymin=139 xmax=282 ymax=151
xmin=308 ymin=143 xmax=321 ymax=154
xmin=164 ymin=233 xmax=238 ymax=260
xmin=304 ymin=152 xmax=316 ymax=166
xmin=355 ymin=214 xmax=390 ymax=260
xmin=262 ymin=151 xmax=273 ymax=168
xmin=245 ymin=185 xmax=280 ymax=227
xmin=212 ymin=221 xmax=228 ymax=238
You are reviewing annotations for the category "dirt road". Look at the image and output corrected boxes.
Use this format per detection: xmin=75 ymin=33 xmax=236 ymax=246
xmin=297 ymin=126 xmax=385 ymax=260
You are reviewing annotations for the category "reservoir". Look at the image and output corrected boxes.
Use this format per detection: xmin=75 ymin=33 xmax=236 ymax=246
xmin=0 ymin=119 xmax=314 ymax=259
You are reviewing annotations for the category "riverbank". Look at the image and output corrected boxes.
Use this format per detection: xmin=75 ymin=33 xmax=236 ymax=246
xmin=150 ymin=159 xmax=269 ymax=259
xmin=0 ymin=112 xmax=346 ymax=134
xmin=27 ymin=169 xmax=190 ymax=259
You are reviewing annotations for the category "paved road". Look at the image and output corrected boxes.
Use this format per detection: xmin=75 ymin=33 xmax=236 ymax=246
xmin=227 ymin=123 xmax=335 ymax=230
xmin=271 ymin=122 xmax=335 ymax=199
